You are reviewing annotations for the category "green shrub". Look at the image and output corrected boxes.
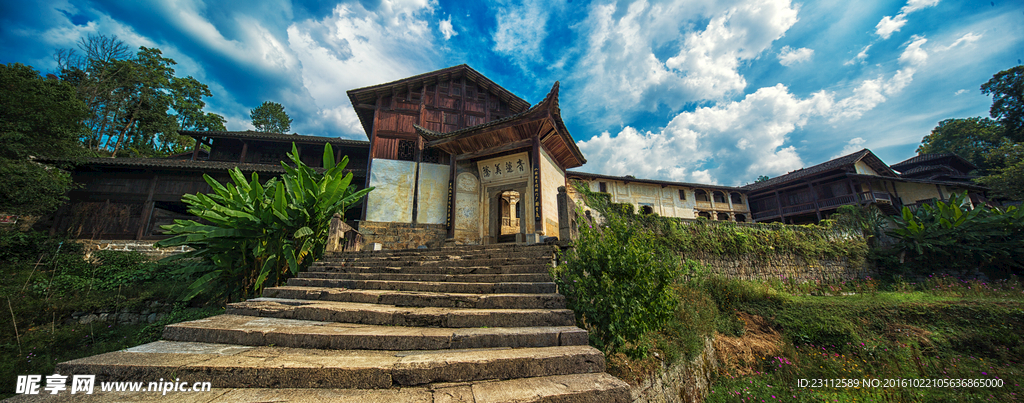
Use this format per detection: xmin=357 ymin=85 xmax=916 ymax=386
xmin=554 ymin=195 xmax=682 ymax=358
xmin=888 ymin=191 xmax=1024 ymax=275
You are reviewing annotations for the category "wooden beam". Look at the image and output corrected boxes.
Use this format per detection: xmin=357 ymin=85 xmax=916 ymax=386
xmin=355 ymin=103 xmax=376 ymax=110
xmin=425 ymin=114 xmax=546 ymax=148
xmin=454 ymin=138 xmax=533 ymax=161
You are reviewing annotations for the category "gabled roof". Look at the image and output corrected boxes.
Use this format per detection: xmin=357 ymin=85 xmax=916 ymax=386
xmin=346 ymin=64 xmax=531 ymax=138
xmin=742 ymin=149 xmax=897 ymax=193
xmin=890 ymin=153 xmax=978 ymax=173
xmin=180 ymin=130 xmax=370 ymax=147
xmin=566 ymin=171 xmax=746 ymax=193
xmin=71 ymin=157 xmax=365 ymax=176
xmin=414 ymin=82 xmax=586 ymax=169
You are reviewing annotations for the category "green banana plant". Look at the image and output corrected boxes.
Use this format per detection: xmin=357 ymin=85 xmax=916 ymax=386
xmin=155 ymin=143 xmax=373 ymax=302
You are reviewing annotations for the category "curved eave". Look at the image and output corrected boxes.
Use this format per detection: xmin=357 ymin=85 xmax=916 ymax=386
xmin=418 ymin=82 xmax=586 ymax=170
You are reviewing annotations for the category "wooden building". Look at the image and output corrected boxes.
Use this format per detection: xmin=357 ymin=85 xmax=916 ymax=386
xmin=49 ymin=131 xmax=368 ymax=240
xmin=348 ymin=64 xmax=586 ymax=247
xmin=743 ymin=149 xmax=986 ymax=224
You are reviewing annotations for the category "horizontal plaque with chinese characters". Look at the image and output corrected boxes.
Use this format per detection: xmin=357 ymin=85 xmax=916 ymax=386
xmin=477 ymin=152 xmax=530 ymax=184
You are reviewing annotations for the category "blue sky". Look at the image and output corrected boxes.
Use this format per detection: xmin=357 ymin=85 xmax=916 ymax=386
xmin=1 ymin=0 xmax=1021 ymax=185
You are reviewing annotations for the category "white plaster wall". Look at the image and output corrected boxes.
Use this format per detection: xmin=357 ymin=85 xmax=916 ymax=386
xmin=416 ymin=163 xmax=450 ymax=224
xmin=587 ymin=179 xmax=698 ymax=219
xmin=454 ymin=172 xmax=481 ymax=244
xmin=540 ymin=148 xmax=564 ymax=237
xmin=365 ymin=159 xmax=416 ymax=223
xmin=854 ymin=161 xmax=879 ymax=176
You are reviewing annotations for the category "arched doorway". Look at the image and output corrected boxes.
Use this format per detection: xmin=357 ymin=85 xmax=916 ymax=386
xmin=487 ymin=183 xmax=528 ymax=244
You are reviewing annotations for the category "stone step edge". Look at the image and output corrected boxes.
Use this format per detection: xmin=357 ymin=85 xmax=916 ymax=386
xmin=162 ymin=314 xmax=589 ymax=350
xmin=227 ymin=298 xmax=577 ymax=328
xmin=4 ymin=373 xmax=630 ymax=403
xmin=262 ymin=286 xmax=566 ymax=309
xmin=56 ymin=341 xmax=606 ymax=389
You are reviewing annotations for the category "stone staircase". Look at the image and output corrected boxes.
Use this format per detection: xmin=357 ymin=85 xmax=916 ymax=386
xmin=27 ymin=243 xmax=630 ymax=402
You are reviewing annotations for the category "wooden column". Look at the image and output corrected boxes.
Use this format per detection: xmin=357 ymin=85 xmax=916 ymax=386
xmin=532 ymin=136 xmax=542 ymax=228
xmin=191 ymin=137 xmax=201 ymax=161
xmin=360 ymin=94 xmax=382 ymax=222
xmin=808 ymin=182 xmax=821 ymax=221
xmin=411 ymin=85 xmax=427 ymax=224
xmin=773 ymin=190 xmax=784 ymax=222
xmin=239 ymin=141 xmax=248 ymax=163
xmin=446 ymin=157 xmax=456 ymax=238
xmin=136 ymin=174 xmax=158 ymax=240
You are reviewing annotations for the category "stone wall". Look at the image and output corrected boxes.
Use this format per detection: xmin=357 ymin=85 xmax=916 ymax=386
xmin=76 ymin=240 xmax=191 ymax=261
xmin=631 ymin=337 xmax=719 ymax=403
xmin=689 ymin=252 xmax=874 ymax=283
xmin=357 ymin=221 xmax=447 ymax=250
xmin=67 ymin=300 xmax=173 ymax=326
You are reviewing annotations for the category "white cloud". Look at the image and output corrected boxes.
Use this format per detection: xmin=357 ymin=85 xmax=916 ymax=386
xmin=577 ymin=84 xmax=833 ymax=185
xmin=954 ymin=89 xmax=968 ymax=95
xmin=777 ymin=46 xmax=813 ymax=66
xmin=287 ymin=1 xmax=440 ymax=137
xmin=492 ymin=0 xmax=548 ymax=68
xmin=569 ymin=0 xmax=800 ymax=127
xmin=939 ymin=32 xmax=981 ymax=51
xmin=898 ymin=35 xmax=928 ymax=66
xmin=901 ymin=0 xmax=941 ymax=14
xmin=439 ymin=14 xmax=457 ymax=40
xmin=577 ymin=35 xmax=929 ymax=185
xmin=832 ymin=137 xmax=866 ymax=159
xmin=845 ymin=45 xmax=871 ymax=65
xmin=875 ymin=0 xmax=940 ymax=40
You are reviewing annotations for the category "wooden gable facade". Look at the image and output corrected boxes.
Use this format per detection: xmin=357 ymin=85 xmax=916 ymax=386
xmin=349 ymin=65 xmax=587 ymax=247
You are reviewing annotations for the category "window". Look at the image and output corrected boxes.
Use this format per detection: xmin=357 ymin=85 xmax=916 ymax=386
xmin=679 ymin=189 xmax=686 ymax=200
xmin=735 ymin=214 xmax=747 ymax=222
xmin=730 ymin=192 xmax=743 ymax=204
xmin=397 ymin=140 xmax=416 ymax=161
xmin=599 ymin=182 xmax=608 ymax=193
xmin=713 ymin=191 xmax=726 ymax=203
xmin=717 ymin=212 xmax=730 ymax=221
xmin=695 ymin=190 xmax=709 ymax=202
xmin=640 ymin=204 xmax=654 ymax=215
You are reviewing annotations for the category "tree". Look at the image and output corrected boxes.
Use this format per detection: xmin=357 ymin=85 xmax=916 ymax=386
xmin=54 ymin=35 xmax=223 ymax=157
xmin=250 ymin=101 xmax=292 ymax=133
xmin=976 ymin=143 xmax=1024 ymax=200
xmin=0 ymin=63 xmax=89 ymax=215
xmin=755 ymin=175 xmax=770 ymax=183
xmin=917 ymin=117 xmax=1006 ymax=173
xmin=981 ymin=65 xmax=1024 ymax=142
xmin=155 ymin=143 xmax=373 ymax=302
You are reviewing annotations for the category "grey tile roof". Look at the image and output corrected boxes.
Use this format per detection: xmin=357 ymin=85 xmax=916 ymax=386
xmin=180 ymin=130 xmax=370 ymax=147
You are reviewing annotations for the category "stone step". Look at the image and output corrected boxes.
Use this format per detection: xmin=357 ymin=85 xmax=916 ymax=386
xmin=285 ymin=278 xmax=558 ymax=294
xmin=57 ymin=341 xmax=606 ymax=389
xmin=325 ymin=243 xmax=557 ymax=258
xmin=309 ymin=263 xmax=551 ymax=275
xmin=227 ymin=298 xmax=576 ymax=328
xmin=262 ymin=286 xmax=567 ymax=309
xmin=314 ymin=256 xmax=554 ymax=269
xmin=162 ymin=315 xmax=589 ymax=350
xmin=5 ymin=373 xmax=630 ymax=402
xmin=296 ymin=271 xmax=553 ymax=283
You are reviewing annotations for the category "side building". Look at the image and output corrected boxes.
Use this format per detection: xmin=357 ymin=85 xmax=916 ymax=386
xmin=743 ymin=149 xmax=986 ymax=224
xmin=565 ymin=172 xmax=752 ymax=222
xmin=48 ymin=130 xmax=368 ymax=240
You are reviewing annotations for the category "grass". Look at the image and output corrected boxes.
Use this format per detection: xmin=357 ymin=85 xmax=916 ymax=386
xmin=0 ymin=229 xmax=221 ymax=399
xmin=706 ymin=275 xmax=1024 ymax=403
